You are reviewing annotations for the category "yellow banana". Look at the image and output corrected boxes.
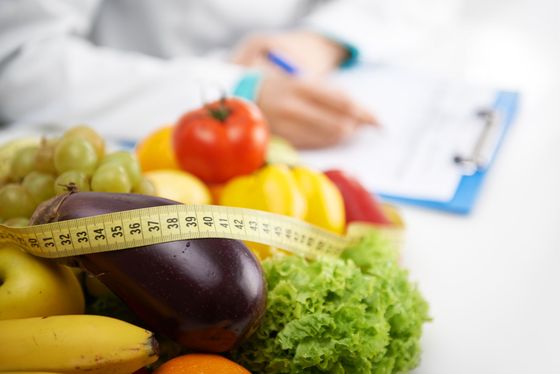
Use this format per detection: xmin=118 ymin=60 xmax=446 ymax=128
xmin=0 ymin=315 xmax=158 ymax=374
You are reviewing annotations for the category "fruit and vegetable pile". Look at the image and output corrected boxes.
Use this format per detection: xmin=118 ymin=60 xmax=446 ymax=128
xmin=0 ymin=98 xmax=429 ymax=373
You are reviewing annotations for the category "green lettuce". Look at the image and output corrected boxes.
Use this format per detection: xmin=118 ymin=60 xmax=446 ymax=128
xmin=232 ymin=232 xmax=430 ymax=373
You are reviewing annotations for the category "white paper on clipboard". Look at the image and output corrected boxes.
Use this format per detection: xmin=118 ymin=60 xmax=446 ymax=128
xmin=298 ymin=65 xmax=497 ymax=202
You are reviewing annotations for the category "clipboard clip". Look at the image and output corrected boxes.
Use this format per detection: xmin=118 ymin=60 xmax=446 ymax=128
xmin=453 ymin=109 xmax=502 ymax=176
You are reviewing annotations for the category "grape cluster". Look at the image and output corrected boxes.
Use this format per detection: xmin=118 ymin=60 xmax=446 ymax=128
xmin=0 ymin=126 xmax=155 ymax=226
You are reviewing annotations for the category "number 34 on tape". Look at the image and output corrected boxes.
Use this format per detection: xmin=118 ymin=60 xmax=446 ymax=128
xmin=0 ymin=205 xmax=360 ymax=259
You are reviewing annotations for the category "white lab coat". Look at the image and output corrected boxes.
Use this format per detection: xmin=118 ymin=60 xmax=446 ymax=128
xmin=0 ymin=0 xmax=426 ymax=137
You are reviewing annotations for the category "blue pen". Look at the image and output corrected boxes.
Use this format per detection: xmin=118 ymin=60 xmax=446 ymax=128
xmin=267 ymin=51 xmax=300 ymax=75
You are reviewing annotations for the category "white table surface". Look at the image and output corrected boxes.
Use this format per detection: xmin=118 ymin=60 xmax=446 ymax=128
xmin=402 ymin=0 xmax=560 ymax=373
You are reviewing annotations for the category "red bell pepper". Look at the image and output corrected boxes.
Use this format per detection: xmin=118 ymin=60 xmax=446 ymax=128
xmin=324 ymin=169 xmax=392 ymax=226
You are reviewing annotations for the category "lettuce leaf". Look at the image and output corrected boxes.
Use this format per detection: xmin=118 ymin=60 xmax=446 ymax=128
xmin=232 ymin=232 xmax=429 ymax=373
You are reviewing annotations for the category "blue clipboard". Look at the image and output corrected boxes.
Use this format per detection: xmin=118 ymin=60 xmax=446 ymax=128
xmin=379 ymin=91 xmax=520 ymax=214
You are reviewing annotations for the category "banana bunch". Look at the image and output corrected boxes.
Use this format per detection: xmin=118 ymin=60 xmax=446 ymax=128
xmin=0 ymin=315 xmax=158 ymax=374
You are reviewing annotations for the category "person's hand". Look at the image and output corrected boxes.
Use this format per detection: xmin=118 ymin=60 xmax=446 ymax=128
xmin=232 ymin=31 xmax=348 ymax=76
xmin=257 ymin=74 xmax=377 ymax=149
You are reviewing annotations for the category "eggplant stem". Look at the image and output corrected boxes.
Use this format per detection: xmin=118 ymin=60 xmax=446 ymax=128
xmin=30 ymin=190 xmax=74 ymax=225
xmin=57 ymin=182 xmax=79 ymax=193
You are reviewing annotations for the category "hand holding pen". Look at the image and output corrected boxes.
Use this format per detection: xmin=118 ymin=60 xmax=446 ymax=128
xmin=232 ymin=31 xmax=379 ymax=148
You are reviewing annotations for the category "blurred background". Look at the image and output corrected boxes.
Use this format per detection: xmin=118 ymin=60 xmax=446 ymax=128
xmin=397 ymin=1 xmax=560 ymax=373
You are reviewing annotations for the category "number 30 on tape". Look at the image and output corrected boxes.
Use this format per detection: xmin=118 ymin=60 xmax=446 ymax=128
xmin=0 ymin=205 xmax=359 ymax=259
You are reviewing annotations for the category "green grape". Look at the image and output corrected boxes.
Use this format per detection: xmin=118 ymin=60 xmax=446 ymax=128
xmin=35 ymin=137 xmax=59 ymax=175
xmin=0 ymin=184 xmax=36 ymax=220
xmin=131 ymin=176 xmax=156 ymax=195
xmin=22 ymin=171 xmax=56 ymax=203
xmin=91 ymin=163 xmax=132 ymax=193
xmin=55 ymin=170 xmax=91 ymax=194
xmin=63 ymin=125 xmax=105 ymax=159
xmin=54 ymin=137 xmax=99 ymax=175
xmin=101 ymin=151 xmax=141 ymax=186
xmin=3 ymin=217 xmax=29 ymax=227
xmin=10 ymin=146 xmax=39 ymax=181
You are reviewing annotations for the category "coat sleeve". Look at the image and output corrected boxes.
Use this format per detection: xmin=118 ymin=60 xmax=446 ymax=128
xmin=0 ymin=0 xmax=247 ymax=137
xmin=300 ymin=0 xmax=434 ymax=64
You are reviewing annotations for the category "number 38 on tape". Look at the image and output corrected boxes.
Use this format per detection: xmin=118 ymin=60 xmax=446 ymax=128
xmin=0 ymin=205 xmax=360 ymax=259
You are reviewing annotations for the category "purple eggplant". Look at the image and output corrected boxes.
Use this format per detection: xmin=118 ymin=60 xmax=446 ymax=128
xmin=31 ymin=191 xmax=266 ymax=352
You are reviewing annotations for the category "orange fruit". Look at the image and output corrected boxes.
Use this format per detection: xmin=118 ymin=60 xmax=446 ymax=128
xmin=136 ymin=126 xmax=179 ymax=172
xmin=154 ymin=353 xmax=250 ymax=374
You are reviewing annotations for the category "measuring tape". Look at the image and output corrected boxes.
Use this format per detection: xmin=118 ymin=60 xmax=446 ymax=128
xmin=0 ymin=204 xmax=362 ymax=259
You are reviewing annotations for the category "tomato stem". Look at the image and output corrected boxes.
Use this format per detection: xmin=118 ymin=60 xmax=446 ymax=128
xmin=207 ymin=95 xmax=230 ymax=122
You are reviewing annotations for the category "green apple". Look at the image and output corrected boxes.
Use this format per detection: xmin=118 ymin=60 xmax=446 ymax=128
xmin=0 ymin=245 xmax=85 ymax=320
xmin=266 ymin=135 xmax=300 ymax=166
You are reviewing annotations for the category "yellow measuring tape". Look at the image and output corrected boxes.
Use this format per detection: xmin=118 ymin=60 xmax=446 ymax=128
xmin=0 ymin=204 xmax=360 ymax=259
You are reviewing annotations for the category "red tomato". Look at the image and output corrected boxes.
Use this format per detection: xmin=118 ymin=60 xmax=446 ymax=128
xmin=173 ymin=98 xmax=269 ymax=184
xmin=324 ymin=169 xmax=393 ymax=226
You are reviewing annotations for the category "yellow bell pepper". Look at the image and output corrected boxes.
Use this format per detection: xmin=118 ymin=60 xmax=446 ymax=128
xmin=220 ymin=164 xmax=307 ymax=219
xmin=291 ymin=166 xmax=346 ymax=234
xmin=220 ymin=164 xmax=308 ymax=259
xmin=220 ymin=164 xmax=346 ymax=256
xmin=219 ymin=174 xmax=264 ymax=210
